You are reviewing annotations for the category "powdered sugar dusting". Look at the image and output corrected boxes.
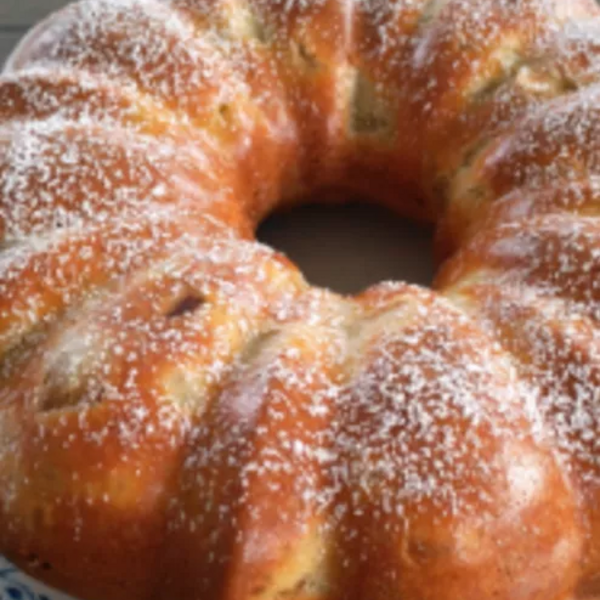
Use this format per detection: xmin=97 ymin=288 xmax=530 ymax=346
xmin=0 ymin=117 xmax=237 ymax=239
xmin=0 ymin=0 xmax=599 ymax=595
xmin=445 ymin=215 xmax=600 ymax=492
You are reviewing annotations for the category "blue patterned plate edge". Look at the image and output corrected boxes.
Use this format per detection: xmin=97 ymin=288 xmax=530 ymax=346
xmin=0 ymin=557 xmax=79 ymax=600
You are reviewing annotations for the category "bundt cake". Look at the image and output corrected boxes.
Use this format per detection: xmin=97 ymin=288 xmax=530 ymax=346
xmin=0 ymin=0 xmax=599 ymax=598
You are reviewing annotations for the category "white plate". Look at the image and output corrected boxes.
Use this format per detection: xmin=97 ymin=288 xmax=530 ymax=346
xmin=0 ymin=557 xmax=78 ymax=600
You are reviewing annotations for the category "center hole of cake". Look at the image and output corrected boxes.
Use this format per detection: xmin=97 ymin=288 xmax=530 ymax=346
xmin=257 ymin=201 xmax=435 ymax=295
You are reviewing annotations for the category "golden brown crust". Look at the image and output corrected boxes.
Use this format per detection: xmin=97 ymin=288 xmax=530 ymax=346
xmin=1 ymin=1 xmax=600 ymax=599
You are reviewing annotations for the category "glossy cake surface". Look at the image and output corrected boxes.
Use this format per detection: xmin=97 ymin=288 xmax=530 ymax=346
xmin=0 ymin=1 xmax=600 ymax=599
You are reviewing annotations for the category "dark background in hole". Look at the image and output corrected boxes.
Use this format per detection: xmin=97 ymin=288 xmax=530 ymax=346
xmin=257 ymin=202 xmax=436 ymax=295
